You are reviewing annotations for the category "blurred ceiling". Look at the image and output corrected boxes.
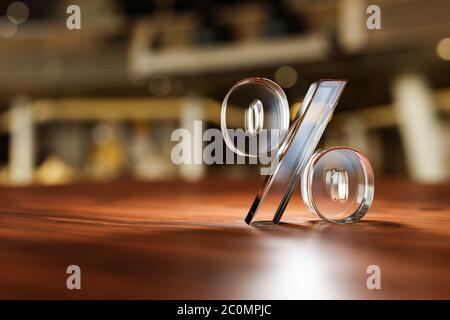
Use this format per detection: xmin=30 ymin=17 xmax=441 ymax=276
xmin=0 ymin=0 xmax=449 ymax=102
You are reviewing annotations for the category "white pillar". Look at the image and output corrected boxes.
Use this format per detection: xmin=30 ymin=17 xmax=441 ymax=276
xmin=9 ymin=97 xmax=34 ymax=184
xmin=179 ymin=96 xmax=204 ymax=181
xmin=338 ymin=0 xmax=368 ymax=52
xmin=392 ymin=73 xmax=447 ymax=183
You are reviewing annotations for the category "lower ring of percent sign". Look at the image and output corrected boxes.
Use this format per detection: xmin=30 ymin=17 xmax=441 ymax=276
xmin=220 ymin=77 xmax=374 ymax=225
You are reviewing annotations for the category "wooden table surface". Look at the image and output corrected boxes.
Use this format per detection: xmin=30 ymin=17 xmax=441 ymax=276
xmin=0 ymin=178 xmax=449 ymax=299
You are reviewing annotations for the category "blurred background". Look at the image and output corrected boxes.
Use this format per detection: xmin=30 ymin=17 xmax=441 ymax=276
xmin=0 ymin=0 xmax=449 ymax=186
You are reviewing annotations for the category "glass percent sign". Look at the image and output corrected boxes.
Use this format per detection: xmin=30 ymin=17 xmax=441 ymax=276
xmin=221 ymin=79 xmax=374 ymax=225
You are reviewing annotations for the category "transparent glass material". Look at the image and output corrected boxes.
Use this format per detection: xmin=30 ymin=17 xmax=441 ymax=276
xmin=245 ymin=80 xmax=347 ymax=225
xmin=221 ymin=78 xmax=290 ymax=157
xmin=301 ymin=147 xmax=374 ymax=224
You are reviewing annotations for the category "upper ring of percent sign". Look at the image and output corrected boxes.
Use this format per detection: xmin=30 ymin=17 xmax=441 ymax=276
xmin=221 ymin=78 xmax=290 ymax=158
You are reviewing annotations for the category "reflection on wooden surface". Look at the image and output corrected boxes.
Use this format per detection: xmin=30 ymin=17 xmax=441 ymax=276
xmin=0 ymin=179 xmax=449 ymax=299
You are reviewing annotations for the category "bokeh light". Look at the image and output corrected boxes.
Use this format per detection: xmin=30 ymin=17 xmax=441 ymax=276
xmin=436 ymin=38 xmax=450 ymax=61
xmin=0 ymin=15 xmax=18 ymax=38
xmin=7 ymin=1 xmax=29 ymax=25
xmin=274 ymin=65 xmax=298 ymax=88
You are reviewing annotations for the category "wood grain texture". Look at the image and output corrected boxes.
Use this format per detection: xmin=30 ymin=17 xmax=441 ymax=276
xmin=0 ymin=178 xmax=449 ymax=299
